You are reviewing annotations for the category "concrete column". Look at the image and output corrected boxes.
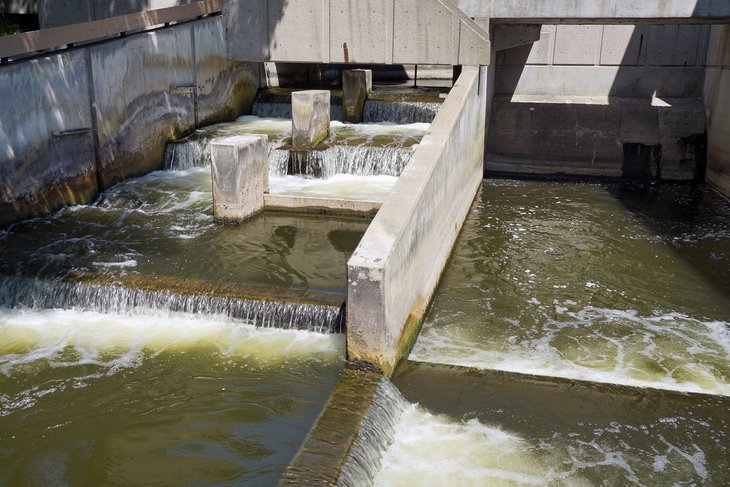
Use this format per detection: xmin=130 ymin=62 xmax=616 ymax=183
xmin=342 ymin=69 xmax=372 ymax=123
xmin=211 ymin=134 xmax=269 ymax=222
xmin=292 ymin=90 xmax=330 ymax=149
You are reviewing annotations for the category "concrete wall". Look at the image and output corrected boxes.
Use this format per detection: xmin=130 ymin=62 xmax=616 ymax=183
xmin=487 ymin=24 xmax=709 ymax=179
xmin=347 ymin=67 xmax=488 ymax=376
xmin=224 ymin=0 xmax=489 ymax=65
xmin=0 ymin=16 xmax=259 ymax=226
xmin=704 ymin=25 xmax=730 ymax=197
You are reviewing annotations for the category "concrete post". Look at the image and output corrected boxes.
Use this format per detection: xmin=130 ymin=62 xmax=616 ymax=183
xmin=342 ymin=69 xmax=372 ymax=123
xmin=292 ymin=90 xmax=330 ymax=149
xmin=211 ymin=134 xmax=269 ymax=222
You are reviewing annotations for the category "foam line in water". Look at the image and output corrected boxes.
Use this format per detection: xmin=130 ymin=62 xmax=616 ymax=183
xmin=0 ymin=308 xmax=344 ymax=375
xmin=411 ymin=306 xmax=730 ymax=396
xmin=0 ymin=276 xmax=345 ymax=334
xmin=270 ymin=174 xmax=397 ymax=201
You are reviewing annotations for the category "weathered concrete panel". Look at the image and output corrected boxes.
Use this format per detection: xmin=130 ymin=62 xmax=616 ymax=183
xmin=646 ymin=25 xmax=701 ymax=66
xmin=0 ymin=51 xmax=97 ymax=226
xmin=393 ymin=0 xmax=457 ymax=65
xmin=553 ymin=25 xmax=601 ymax=65
xmin=89 ymin=25 xmax=195 ymax=188
xmin=600 ymin=25 xmax=648 ymax=66
xmin=329 ymin=0 xmax=393 ymax=63
xmin=347 ymin=67 xmax=488 ymax=376
xmin=194 ymin=15 xmax=259 ymax=125
xmin=267 ymin=0 xmax=329 ymax=63
xmin=223 ymin=0 xmax=268 ymax=60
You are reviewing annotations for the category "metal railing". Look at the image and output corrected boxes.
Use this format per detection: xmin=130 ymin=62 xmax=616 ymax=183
xmin=0 ymin=0 xmax=222 ymax=62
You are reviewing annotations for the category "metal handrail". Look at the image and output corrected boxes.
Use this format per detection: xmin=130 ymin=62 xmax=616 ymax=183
xmin=0 ymin=0 xmax=222 ymax=62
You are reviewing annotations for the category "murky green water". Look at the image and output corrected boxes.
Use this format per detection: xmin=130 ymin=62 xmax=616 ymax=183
xmin=0 ymin=308 xmax=344 ymax=486
xmin=0 ymin=167 xmax=367 ymax=293
xmin=411 ymin=180 xmax=730 ymax=394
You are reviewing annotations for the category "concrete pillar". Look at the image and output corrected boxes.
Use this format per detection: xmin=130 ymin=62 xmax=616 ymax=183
xmin=292 ymin=90 xmax=330 ymax=149
xmin=211 ymin=134 xmax=269 ymax=222
xmin=342 ymin=69 xmax=372 ymax=123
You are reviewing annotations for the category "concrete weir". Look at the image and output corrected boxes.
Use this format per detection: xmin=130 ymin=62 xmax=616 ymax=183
xmin=347 ymin=67 xmax=489 ymax=376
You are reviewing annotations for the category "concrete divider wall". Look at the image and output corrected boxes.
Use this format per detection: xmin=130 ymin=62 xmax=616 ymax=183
xmin=0 ymin=15 xmax=259 ymax=226
xmin=704 ymin=25 xmax=730 ymax=197
xmin=347 ymin=67 xmax=488 ymax=376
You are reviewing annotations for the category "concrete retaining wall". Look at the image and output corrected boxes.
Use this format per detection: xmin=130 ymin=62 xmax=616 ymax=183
xmin=487 ymin=24 xmax=710 ymax=179
xmin=704 ymin=25 xmax=730 ymax=197
xmin=0 ymin=15 xmax=258 ymax=226
xmin=347 ymin=67 xmax=488 ymax=376
xmin=36 ymin=0 xmax=204 ymax=28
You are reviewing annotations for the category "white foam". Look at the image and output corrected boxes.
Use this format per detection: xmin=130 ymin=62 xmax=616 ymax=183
xmin=270 ymin=174 xmax=397 ymax=201
xmin=0 ymin=308 xmax=344 ymax=375
xmin=411 ymin=307 xmax=730 ymax=396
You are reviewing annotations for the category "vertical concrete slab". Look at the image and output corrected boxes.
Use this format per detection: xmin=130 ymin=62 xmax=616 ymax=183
xmin=292 ymin=90 xmax=330 ymax=149
xmin=342 ymin=69 xmax=372 ymax=123
xmin=267 ymin=0 xmax=329 ymax=63
xmin=211 ymin=134 xmax=269 ymax=221
xmin=0 ymin=51 xmax=97 ymax=226
xmin=646 ymin=25 xmax=700 ymax=67
xmin=89 ymin=24 xmax=196 ymax=189
xmin=393 ymin=0 xmax=458 ymax=65
xmin=705 ymin=26 xmax=730 ymax=197
xmin=329 ymin=0 xmax=393 ymax=63
xmin=600 ymin=25 xmax=648 ymax=66
xmin=194 ymin=15 xmax=259 ymax=125
xmin=553 ymin=25 xmax=601 ymax=65
xmin=223 ymin=0 xmax=268 ymax=61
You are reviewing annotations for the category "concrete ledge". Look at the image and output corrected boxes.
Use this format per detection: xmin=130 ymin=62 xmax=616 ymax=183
xmin=264 ymin=194 xmax=381 ymax=218
xmin=346 ymin=67 xmax=488 ymax=376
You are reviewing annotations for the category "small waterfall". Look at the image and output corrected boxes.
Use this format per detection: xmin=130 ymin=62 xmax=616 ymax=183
xmin=337 ymin=377 xmax=408 ymax=487
xmin=164 ymin=137 xmax=212 ymax=170
xmin=286 ymin=146 xmax=414 ymax=178
xmin=363 ymin=100 xmax=441 ymax=124
xmin=0 ymin=276 xmax=345 ymax=334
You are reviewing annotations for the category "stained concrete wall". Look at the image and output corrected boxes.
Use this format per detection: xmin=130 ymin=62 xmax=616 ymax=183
xmin=487 ymin=24 xmax=710 ymax=179
xmin=704 ymin=25 xmax=730 ymax=197
xmin=0 ymin=15 xmax=259 ymax=226
xmin=347 ymin=67 xmax=488 ymax=376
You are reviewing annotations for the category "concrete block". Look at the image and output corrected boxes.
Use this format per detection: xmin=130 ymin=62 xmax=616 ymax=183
xmin=211 ymin=134 xmax=269 ymax=222
xmin=292 ymin=90 xmax=330 ymax=149
xmin=0 ymin=50 xmax=97 ymax=226
xmin=89 ymin=24 xmax=196 ymax=189
xmin=458 ymin=18 xmax=491 ymax=65
xmin=553 ymin=25 xmax=601 ymax=66
xmin=342 ymin=70 xmax=372 ymax=123
xmin=620 ymin=107 xmax=659 ymax=145
xmin=600 ymin=25 xmax=647 ymax=66
xmin=329 ymin=0 xmax=393 ymax=63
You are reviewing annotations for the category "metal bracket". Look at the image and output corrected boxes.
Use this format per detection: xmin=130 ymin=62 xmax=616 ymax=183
xmin=170 ymin=85 xmax=197 ymax=96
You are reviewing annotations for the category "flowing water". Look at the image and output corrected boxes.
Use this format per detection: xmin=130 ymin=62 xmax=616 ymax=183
xmin=0 ymin=307 xmax=345 ymax=485
xmin=411 ymin=180 xmax=730 ymax=395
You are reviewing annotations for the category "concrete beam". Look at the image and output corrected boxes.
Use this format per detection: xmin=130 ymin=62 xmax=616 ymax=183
xmin=492 ymin=24 xmax=541 ymax=51
xmin=211 ymin=134 xmax=269 ymax=222
xmin=457 ymin=0 xmax=730 ymax=24
xmin=227 ymin=0 xmax=490 ymax=65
